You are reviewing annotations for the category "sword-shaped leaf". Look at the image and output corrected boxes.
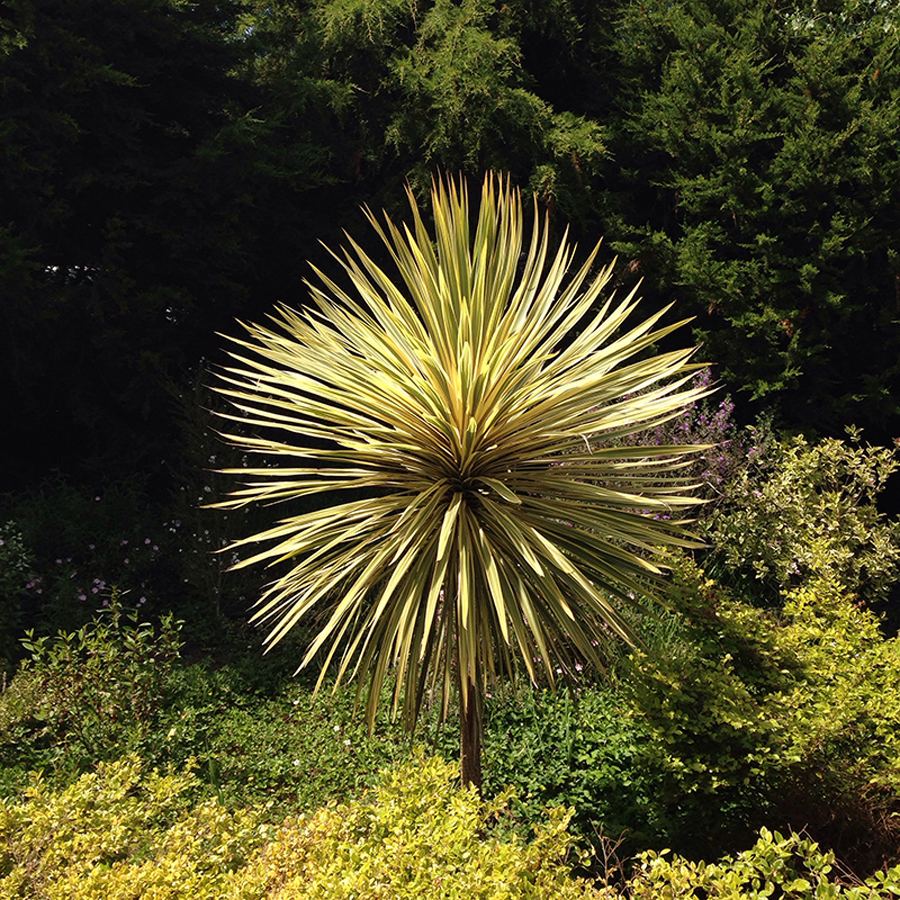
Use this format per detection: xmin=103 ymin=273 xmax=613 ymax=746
xmin=214 ymin=173 xmax=710 ymax=788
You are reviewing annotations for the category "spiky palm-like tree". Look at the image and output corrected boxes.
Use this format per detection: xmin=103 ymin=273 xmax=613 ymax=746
xmin=215 ymin=174 xmax=707 ymax=789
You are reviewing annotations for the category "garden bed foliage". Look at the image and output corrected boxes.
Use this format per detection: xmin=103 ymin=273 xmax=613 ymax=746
xmin=2 ymin=753 xmax=899 ymax=899
xmin=1 ymin=391 xmax=900 ymax=892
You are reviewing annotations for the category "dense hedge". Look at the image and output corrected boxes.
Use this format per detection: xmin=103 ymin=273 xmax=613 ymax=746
xmin=4 ymin=0 xmax=900 ymax=495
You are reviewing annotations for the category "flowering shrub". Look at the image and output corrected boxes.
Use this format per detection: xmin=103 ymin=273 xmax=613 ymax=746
xmin=624 ymin=369 xmax=777 ymax=509
xmin=633 ymin=370 xmax=739 ymax=494
xmin=0 ymin=477 xmax=180 ymax=638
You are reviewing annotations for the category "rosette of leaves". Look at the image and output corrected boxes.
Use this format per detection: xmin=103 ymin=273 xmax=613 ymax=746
xmin=214 ymin=174 xmax=707 ymax=787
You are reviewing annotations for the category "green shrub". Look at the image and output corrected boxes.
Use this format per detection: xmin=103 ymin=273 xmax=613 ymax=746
xmin=764 ymin=572 xmax=900 ymax=869
xmin=200 ymin=679 xmax=412 ymax=814
xmin=0 ymin=755 xmax=269 ymax=900
xmin=0 ymin=602 xmax=419 ymax=813
xmin=775 ymin=574 xmax=900 ymax=796
xmin=432 ymin=550 xmax=900 ymax=867
xmin=623 ymin=556 xmax=787 ymax=857
xmin=477 ymin=682 xmax=663 ymax=850
xmin=237 ymin=752 xmax=608 ymax=900
xmin=0 ymin=597 xmax=183 ymax=789
xmin=707 ymin=433 xmax=900 ymax=605
xmin=630 ymin=827 xmax=900 ymax=899
xmin=624 ymin=555 xmax=900 ymax=869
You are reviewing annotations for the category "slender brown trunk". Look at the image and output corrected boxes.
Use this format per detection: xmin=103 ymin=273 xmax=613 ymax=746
xmin=460 ymin=674 xmax=483 ymax=794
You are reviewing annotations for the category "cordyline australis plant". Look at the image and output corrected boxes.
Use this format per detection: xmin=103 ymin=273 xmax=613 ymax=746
xmin=214 ymin=174 xmax=708 ymax=790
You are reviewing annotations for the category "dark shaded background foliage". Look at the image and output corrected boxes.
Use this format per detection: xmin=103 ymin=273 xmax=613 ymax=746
xmin=608 ymin=0 xmax=900 ymax=436
xmin=3 ymin=0 xmax=900 ymax=498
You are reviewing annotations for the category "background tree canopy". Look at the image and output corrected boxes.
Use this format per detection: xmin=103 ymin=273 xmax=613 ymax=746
xmin=607 ymin=0 xmax=900 ymax=437
xmin=2 ymin=0 xmax=899 ymax=491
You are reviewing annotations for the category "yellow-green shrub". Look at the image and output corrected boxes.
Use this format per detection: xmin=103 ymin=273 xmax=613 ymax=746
xmin=775 ymin=573 xmax=900 ymax=797
xmin=630 ymin=827 xmax=900 ymax=899
xmin=237 ymin=752 xmax=608 ymax=900
xmin=0 ymin=755 xmax=269 ymax=900
xmin=8 ymin=751 xmax=900 ymax=900
xmin=625 ymin=554 xmax=900 ymax=865
xmin=0 ymin=753 xmax=608 ymax=899
xmin=708 ymin=434 xmax=900 ymax=605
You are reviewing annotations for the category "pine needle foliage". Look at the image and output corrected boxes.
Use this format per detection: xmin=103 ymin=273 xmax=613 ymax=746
xmin=213 ymin=174 xmax=708 ymax=769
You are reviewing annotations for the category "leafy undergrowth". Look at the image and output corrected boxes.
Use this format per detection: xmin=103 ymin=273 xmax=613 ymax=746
xmin=0 ymin=753 xmax=606 ymax=900
xmin=0 ymin=601 xmax=413 ymax=811
xmin=629 ymin=829 xmax=900 ymax=900
xmin=3 ymin=428 xmax=900 ymax=882
xmin=2 ymin=753 xmax=899 ymax=900
xmin=4 ymin=560 xmax=900 ymax=877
